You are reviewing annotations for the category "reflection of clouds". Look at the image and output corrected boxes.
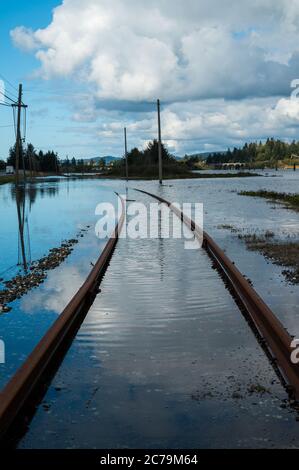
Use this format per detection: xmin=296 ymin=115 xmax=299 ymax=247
xmin=76 ymin=224 xmax=276 ymax=399
xmin=21 ymin=266 xmax=85 ymax=315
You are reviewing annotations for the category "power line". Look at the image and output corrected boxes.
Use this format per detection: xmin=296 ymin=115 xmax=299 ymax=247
xmin=0 ymin=73 xmax=19 ymax=96
xmin=12 ymin=106 xmax=17 ymax=138
xmin=0 ymin=90 xmax=17 ymax=104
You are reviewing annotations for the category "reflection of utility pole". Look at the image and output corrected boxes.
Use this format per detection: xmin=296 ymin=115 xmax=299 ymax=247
xmin=157 ymin=99 xmax=163 ymax=185
xmin=124 ymin=127 xmax=128 ymax=181
xmin=15 ymin=189 xmax=28 ymax=271
xmin=29 ymin=152 xmax=33 ymax=179
xmin=12 ymin=84 xmax=27 ymax=185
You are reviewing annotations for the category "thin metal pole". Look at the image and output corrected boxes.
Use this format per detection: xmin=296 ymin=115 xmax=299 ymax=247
xmin=124 ymin=127 xmax=128 ymax=180
xmin=157 ymin=99 xmax=162 ymax=184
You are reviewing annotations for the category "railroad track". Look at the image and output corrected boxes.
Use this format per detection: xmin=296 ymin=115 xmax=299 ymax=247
xmin=134 ymin=188 xmax=299 ymax=400
xmin=1 ymin=188 xmax=299 ymax=444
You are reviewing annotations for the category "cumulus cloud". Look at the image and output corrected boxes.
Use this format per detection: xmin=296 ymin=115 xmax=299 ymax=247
xmin=11 ymin=0 xmax=299 ymax=101
xmin=9 ymin=0 xmax=299 ymax=154
xmin=10 ymin=26 xmax=41 ymax=52
xmin=94 ymin=96 xmax=299 ymax=155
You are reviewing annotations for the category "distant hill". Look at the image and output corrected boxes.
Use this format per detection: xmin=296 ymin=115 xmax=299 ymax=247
xmin=85 ymin=156 xmax=120 ymax=164
xmin=184 ymin=151 xmax=226 ymax=160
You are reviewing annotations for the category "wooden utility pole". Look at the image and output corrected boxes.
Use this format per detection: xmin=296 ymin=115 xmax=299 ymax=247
xmin=124 ymin=127 xmax=128 ymax=180
xmin=157 ymin=99 xmax=163 ymax=184
xmin=13 ymin=84 xmax=27 ymax=185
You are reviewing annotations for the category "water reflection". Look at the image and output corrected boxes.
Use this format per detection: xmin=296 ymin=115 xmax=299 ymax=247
xmin=10 ymin=182 xmax=59 ymax=208
xmin=18 ymin=191 xmax=299 ymax=449
xmin=14 ymin=187 xmax=30 ymax=271
xmin=0 ymin=180 xmax=118 ymax=391
xmin=7 ymin=183 xmax=61 ymax=273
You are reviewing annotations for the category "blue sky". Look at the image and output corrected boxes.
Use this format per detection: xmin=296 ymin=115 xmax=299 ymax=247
xmin=1 ymin=0 xmax=299 ymax=161
xmin=0 ymin=0 xmax=102 ymax=161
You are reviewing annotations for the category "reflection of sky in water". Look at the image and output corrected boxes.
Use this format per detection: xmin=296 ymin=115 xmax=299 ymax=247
xmin=0 ymin=171 xmax=297 ymax=448
xmin=0 ymin=179 xmax=118 ymax=280
xmin=19 ymin=188 xmax=299 ymax=449
xmin=97 ymin=171 xmax=299 ymax=331
xmin=0 ymin=179 xmax=118 ymax=389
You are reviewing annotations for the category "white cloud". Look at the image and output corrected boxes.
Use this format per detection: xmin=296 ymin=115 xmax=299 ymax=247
xmin=9 ymin=0 xmax=299 ymax=155
xmin=93 ymin=96 xmax=299 ymax=155
xmin=10 ymin=26 xmax=41 ymax=52
xmin=11 ymin=0 xmax=299 ymax=101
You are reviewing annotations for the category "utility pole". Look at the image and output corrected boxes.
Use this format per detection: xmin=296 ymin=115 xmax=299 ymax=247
xmin=157 ymin=99 xmax=163 ymax=184
xmin=12 ymin=84 xmax=27 ymax=185
xmin=124 ymin=127 xmax=128 ymax=181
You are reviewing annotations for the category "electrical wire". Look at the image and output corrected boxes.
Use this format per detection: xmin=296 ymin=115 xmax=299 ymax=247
xmin=0 ymin=263 xmax=19 ymax=278
xmin=0 ymin=90 xmax=17 ymax=104
xmin=0 ymin=73 xmax=18 ymax=94
xmin=12 ymin=106 xmax=17 ymax=138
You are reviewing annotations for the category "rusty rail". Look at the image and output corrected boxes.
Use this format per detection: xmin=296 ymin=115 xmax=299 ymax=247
xmin=135 ymin=188 xmax=299 ymax=399
xmin=0 ymin=193 xmax=125 ymax=443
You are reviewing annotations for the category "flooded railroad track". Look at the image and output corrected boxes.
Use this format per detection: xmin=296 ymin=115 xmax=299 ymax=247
xmin=135 ymin=189 xmax=299 ymax=401
xmin=0 ymin=194 xmax=125 ymax=445
xmin=0 ymin=189 xmax=298 ymax=447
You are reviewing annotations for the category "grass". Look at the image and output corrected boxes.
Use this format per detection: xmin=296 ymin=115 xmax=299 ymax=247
xmin=103 ymin=168 xmax=261 ymax=180
xmin=0 ymin=175 xmax=15 ymax=185
xmin=238 ymin=231 xmax=299 ymax=284
xmin=239 ymin=190 xmax=299 ymax=211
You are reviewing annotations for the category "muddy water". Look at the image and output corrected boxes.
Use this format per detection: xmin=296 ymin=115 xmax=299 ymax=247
xmin=19 ymin=188 xmax=299 ymax=449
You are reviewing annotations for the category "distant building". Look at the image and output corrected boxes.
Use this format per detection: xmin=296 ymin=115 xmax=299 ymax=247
xmin=6 ymin=165 xmax=15 ymax=175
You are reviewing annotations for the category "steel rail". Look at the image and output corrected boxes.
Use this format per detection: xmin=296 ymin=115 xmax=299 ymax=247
xmin=135 ymin=188 xmax=299 ymax=399
xmin=0 ymin=193 xmax=125 ymax=443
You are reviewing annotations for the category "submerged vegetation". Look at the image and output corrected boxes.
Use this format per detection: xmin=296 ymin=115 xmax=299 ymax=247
xmin=239 ymin=190 xmax=299 ymax=211
xmin=0 ymin=228 xmax=92 ymax=313
xmin=238 ymin=232 xmax=299 ymax=284
xmin=218 ymin=223 xmax=299 ymax=284
xmin=0 ymin=175 xmax=15 ymax=185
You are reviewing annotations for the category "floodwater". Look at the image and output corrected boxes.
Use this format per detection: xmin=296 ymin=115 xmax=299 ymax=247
xmin=0 ymin=178 xmax=118 ymax=389
xmin=0 ymin=170 xmax=299 ymax=448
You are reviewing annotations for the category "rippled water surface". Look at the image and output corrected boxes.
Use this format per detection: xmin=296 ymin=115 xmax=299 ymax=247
xmin=18 ymin=177 xmax=299 ymax=449
xmin=0 ymin=178 xmax=118 ymax=389
xmin=1 ymin=171 xmax=299 ymax=448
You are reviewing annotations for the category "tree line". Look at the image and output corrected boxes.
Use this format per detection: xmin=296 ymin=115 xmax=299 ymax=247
xmin=6 ymin=143 xmax=59 ymax=173
xmin=206 ymin=138 xmax=299 ymax=165
xmin=1 ymin=143 xmax=107 ymax=173
xmin=110 ymin=139 xmax=189 ymax=177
